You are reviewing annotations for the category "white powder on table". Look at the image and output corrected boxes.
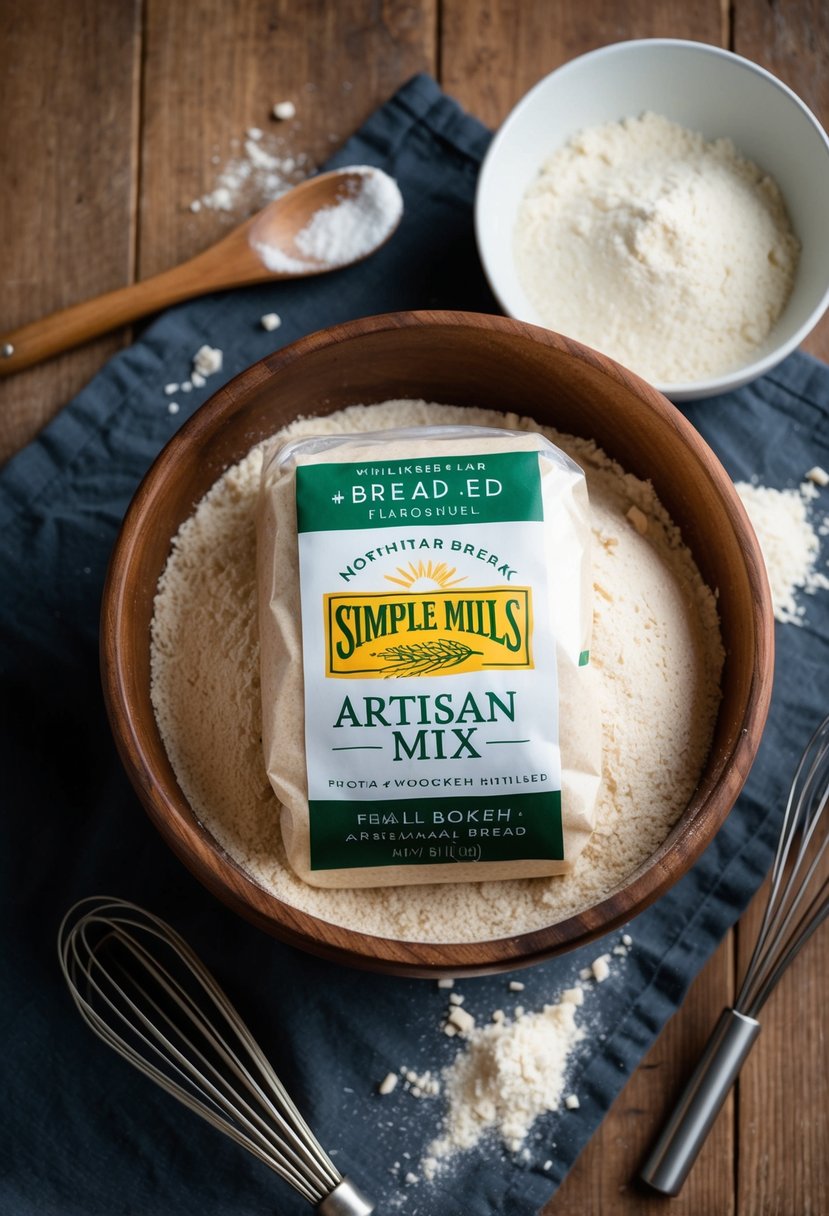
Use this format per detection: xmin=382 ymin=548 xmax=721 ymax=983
xmin=735 ymin=479 xmax=829 ymax=624
xmin=380 ymin=942 xmax=630 ymax=1185
xmin=150 ymin=400 xmax=723 ymax=943
xmin=514 ymin=112 xmax=799 ymax=384
xmin=428 ymin=999 xmax=583 ymax=1159
xmin=192 ymin=121 xmax=313 ymax=215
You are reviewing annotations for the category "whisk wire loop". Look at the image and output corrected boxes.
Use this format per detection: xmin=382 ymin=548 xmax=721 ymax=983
xmin=58 ymin=898 xmax=343 ymax=1206
xmin=641 ymin=711 xmax=829 ymax=1197
xmin=65 ymin=921 xmax=325 ymax=1202
xmin=107 ymin=950 xmax=322 ymax=1197
xmin=736 ymin=715 xmax=829 ymax=1018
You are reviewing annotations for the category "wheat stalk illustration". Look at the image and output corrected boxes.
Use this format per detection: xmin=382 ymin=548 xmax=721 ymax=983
xmin=371 ymin=638 xmax=482 ymax=677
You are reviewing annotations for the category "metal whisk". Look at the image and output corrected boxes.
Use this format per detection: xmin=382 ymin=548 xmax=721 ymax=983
xmin=641 ymin=711 xmax=829 ymax=1196
xmin=58 ymin=897 xmax=374 ymax=1215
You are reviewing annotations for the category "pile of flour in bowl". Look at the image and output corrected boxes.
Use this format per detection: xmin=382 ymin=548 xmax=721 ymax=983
xmin=149 ymin=400 xmax=724 ymax=942
xmin=514 ymin=112 xmax=799 ymax=384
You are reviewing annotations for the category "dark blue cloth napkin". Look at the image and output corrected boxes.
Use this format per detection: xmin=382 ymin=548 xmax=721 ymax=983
xmin=1 ymin=74 xmax=827 ymax=1216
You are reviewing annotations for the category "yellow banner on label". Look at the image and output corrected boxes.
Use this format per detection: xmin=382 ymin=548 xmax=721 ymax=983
xmin=323 ymin=587 xmax=534 ymax=677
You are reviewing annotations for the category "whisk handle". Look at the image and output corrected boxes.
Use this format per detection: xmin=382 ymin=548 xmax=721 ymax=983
xmin=640 ymin=1007 xmax=760 ymax=1196
xmin=317 ymin=1177 xmax=375 ymax=1216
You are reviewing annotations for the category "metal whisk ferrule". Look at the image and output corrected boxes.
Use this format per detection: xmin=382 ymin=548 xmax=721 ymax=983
xmin=641 ymin=711 xmax=829 ymax=1196
xmin=58 ymin=897 xmax=374 ymax=1215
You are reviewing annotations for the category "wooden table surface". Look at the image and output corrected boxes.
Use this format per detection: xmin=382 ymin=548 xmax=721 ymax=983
xmin=2 ymin=3 xmax=827 ymax=1213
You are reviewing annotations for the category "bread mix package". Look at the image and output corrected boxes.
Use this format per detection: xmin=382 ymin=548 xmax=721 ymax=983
xmin=257 ymin=425 xmax=602 ymax=888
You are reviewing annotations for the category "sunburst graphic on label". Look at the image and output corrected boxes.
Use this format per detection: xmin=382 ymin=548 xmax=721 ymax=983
xmin=383 ymin=559 xmax=466 ymax=590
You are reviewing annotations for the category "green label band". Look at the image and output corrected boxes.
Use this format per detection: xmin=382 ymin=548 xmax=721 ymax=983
xmin=296 ymin=450 xmax=543 ymax=533
xmin=308 ymin=791 xmax=563 ymax=869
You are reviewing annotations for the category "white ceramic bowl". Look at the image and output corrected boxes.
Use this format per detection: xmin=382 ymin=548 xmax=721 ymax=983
xmin=475 ymin=39 xmax=829 ymax=401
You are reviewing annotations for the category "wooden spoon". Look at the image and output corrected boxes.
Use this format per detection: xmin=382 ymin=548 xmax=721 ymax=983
xmin=0 ymin=167 xmax=402 ymax=376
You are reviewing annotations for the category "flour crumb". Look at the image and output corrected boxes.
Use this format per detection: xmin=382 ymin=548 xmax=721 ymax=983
xmin=591 ymin=954 xmax=611 ymax=982
xmin=192 ymin=345 xmax=223 ymax=378
xmin=446 ymin=1006 xmax=475 ymax=1036
xmin=163 ymin=383 xmax=179 ymax=395
xmin=167 ymin=402 xmax=180 ymax=416
xmin=448 ymin=992 xmax=464 ymax=1006
xmin=806 ymin=465 xmax=829 ymax=487
xmin=565 ymin=1093 xmax=580 ymax=1110
xmin=273 ymin=100 xmax=296 ymax=121
xmin=260 ymin=312 xmax=282 ymax=332
xmin=622 ymin=933 xmax=633 ymax=947
xmin=508 ymin=980 xmax=525 ymax=992
xmin=437 ymin=978 xmax=454 ymax=989
xmin=561 ymin=987 xmax=584 ymax=1006
xmin=191 ymin=371 xmax=206 ymax=388
xmin=378 ymin=1072 xmax=398 ymax=1096
xmin=735 ymin=479 xmax=829 ymax=624
xmin=626 ymin=504 xmax=649 ymax=535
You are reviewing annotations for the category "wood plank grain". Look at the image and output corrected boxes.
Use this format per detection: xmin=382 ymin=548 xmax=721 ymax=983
xmin=0 ymin=0 xmax=142 ymax=463
xmin=440 ymin=0 xmax=725 ymax=128
xmin=736 ymin=868 xmax=829 ymax=1216
xmin=546 ymin=936 xmax=736 ymax=1215
xmin=137 ymin=0 xmax=436 ymax=280
xmin=733 ymin=0 xmax=829 ymax=362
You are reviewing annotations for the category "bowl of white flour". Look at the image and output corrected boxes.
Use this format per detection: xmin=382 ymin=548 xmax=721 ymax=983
xmin=476 ymin=39 xmax=829 ymax=400
xmin=101 ymin=311 xmax=773 ymax=975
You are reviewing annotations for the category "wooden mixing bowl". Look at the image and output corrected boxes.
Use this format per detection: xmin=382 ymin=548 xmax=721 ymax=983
xmin=101 ymin=311 xmax=773 ymax=977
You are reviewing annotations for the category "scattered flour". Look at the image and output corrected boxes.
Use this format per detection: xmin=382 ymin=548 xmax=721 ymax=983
xmin=514 ymin=112 xmax=799 ymax=384
xmin=397 ymin=948 xmax=631 ymax=1186
xmin=149 ymin=400 xmax=723 ymax=943
xmin=735 ymin=479 xmax=829 ymax=624
xmin=157 ymin=348 xmax=223 ymax=412
xmin=428 ymin=991 xmax=584 ymax=1160
xmin=192 ymin=120 xmax=313 ymax=214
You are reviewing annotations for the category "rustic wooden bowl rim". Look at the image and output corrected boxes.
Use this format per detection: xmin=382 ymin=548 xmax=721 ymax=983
xmin=101 ymin=310 xmax=774 ymax=977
